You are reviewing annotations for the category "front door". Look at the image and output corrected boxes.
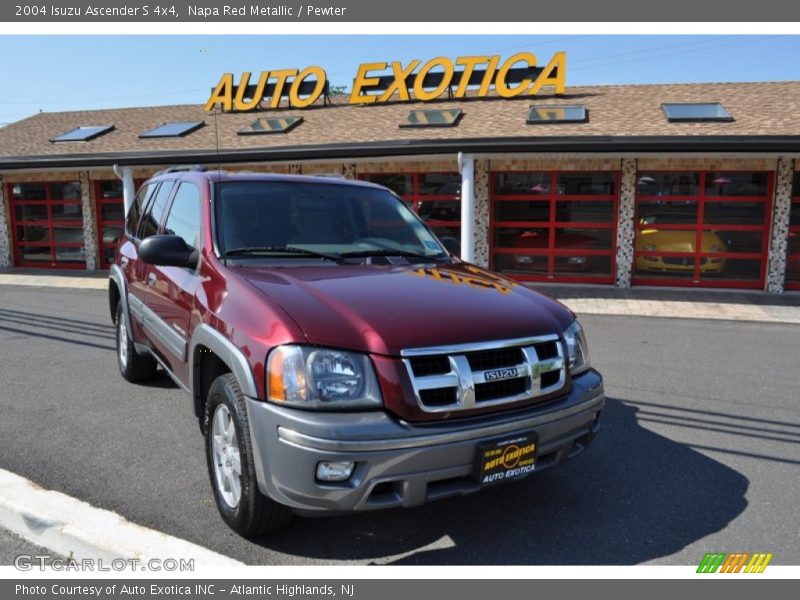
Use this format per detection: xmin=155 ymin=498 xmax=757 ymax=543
xmin=143 ymin=181 xmax=203 ymax=385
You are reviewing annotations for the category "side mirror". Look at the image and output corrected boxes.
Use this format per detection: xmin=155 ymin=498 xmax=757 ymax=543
xmin=139 ymin=235 xmax=198 ymax=269
xmin=439 ymin=236 xmax=461 ymax=257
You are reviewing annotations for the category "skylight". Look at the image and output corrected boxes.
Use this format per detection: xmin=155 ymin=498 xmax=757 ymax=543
xmin=139 ymin=121 xmax=205 ymax=138
xmin=527 ymin=105 xmax=587 ymax=124
xmin=662 ymin=103 xmax=733 ymax=122
xmin=238 ymin=116 xmax=303 ymax=135
xmin=400 ymin=108 xmax=462 ymax=128
xmin=51 ymin=125 xmax=114 ymax=142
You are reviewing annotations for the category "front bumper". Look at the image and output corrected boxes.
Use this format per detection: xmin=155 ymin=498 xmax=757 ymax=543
xmin=636 ymin=256 xmax=726 ymax=273
xmin=246 ymin=369 xmax=604 ymax=513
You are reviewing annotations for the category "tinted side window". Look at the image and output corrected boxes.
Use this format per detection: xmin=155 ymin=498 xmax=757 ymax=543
xmin=125 ymin=183 xmax=152 ymax=237
xmin=164 ymin=182 xmax=202 ymax=249
xmin=139 ymin=181 xmax=175 ymax=240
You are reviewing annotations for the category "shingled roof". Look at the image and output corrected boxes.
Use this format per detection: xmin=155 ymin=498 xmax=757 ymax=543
xmin=0 ymin=81 xmax=798 ymax=168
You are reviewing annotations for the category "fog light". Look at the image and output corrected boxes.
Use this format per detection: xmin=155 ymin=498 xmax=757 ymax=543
xmin=316 ymin=461 xmax=355 ymax=482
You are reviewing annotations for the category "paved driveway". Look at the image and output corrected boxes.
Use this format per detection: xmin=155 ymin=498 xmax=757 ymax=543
xmin=0 ymin=285 xmax=797 ymax=564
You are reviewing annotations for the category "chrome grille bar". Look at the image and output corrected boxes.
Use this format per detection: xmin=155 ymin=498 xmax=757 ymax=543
xmin=402 ymin=334 xmax=566 ymax=413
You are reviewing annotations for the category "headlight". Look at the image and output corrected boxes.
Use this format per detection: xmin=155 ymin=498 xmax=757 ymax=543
xmin=267 ymin=346 xmax=383 ymax=410
xmin=644 ymin=244 xmax=658 ymax=251
xmin=562 ymin=320 xmax=590 ymax=376
xmin=709 ymin=245 xmax=723 ymax=253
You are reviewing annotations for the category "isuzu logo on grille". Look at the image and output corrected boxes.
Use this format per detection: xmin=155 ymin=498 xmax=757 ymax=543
xmin=484 ymin=367 xmax=519 ymax=381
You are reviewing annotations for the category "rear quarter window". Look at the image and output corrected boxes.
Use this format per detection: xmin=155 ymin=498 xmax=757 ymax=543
xmin=125 ymin=183 xmax=153 ymax=238
xmin=138 ymin=181 xmax=175 ymax=240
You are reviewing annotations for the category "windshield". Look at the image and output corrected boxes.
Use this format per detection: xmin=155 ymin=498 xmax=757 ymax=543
xmin=214 ymin=180 xmax=449 ymax=261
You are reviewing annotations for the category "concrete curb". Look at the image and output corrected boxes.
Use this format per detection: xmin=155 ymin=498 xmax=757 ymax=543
xmin=0 ymin=274 xmax=107 ymax=290
xmin=0 ymin=468 xmax=242 ymax=566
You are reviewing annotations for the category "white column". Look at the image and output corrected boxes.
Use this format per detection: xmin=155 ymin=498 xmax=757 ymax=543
xmin=113 ymin=165 xmax=136 ymax=216
xmin=459 ymin=152 xmax=475 ymax=263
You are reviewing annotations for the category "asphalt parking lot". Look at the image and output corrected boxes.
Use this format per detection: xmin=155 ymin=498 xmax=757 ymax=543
xmin=0 ymin=284 xmax=798 ymax=565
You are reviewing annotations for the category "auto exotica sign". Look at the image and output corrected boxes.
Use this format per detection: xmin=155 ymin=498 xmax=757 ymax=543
xmin=204 ymin=52 xmax=566 ymax=111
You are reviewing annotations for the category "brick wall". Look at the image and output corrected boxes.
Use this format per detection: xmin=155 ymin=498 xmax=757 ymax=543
xmin=356 ymin=160 xmax=459 ymax=174
xmin=79 ymin=171 xmax=98 ymax=270
xmin=0 ymin=174 xmax=10 ymax=268
xmin=767 ymin=157 xmax=795 ymax=293
xmin=489 ymin=158 xmax=623 ymax=171
xmin=636 ymin=158 xmax=776 ymax=171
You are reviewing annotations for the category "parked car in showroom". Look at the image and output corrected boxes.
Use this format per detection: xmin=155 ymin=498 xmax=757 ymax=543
xmin=635 ymin=212 xmax=727 ymax=274
xmin=508 ymin=228 xmax=598 ymax=273
xmin=108 ymin=168 xmax=604 ymax=537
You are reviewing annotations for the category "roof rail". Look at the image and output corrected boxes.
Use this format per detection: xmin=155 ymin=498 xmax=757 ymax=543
xmin=305 ymin=172 xmax=347 ymax=180
xmin=153 ymin=165 xmax=208 ymax=176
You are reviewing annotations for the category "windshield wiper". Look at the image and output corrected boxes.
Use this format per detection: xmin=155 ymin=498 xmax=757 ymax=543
xmin=339 ymin=249 xmax=443 ymax=262
xmin=222 ymin=246 xmax=342 ymax=261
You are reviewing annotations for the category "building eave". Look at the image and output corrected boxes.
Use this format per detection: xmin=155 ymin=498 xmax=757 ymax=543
xmin=0 ymin=135 xmax=799 ymax=170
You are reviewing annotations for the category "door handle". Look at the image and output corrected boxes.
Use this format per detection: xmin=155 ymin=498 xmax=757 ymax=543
xmin=147 ymin=273 xmax=157 ymax=287
xmin=120 ymin=256 xmax=129 ymax=268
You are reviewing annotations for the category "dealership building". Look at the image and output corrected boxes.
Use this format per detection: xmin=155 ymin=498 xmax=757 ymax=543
xmin=0 ymin=79 xmax=798 ymax=292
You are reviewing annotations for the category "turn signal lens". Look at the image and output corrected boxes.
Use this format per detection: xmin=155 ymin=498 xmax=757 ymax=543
xmin=267 ymin=346 xmax=307 ymax=404
xmin=268 ymin=349 xmax=286 ymax=401
xmin=563 ymin=320 xmax=590 ymax=376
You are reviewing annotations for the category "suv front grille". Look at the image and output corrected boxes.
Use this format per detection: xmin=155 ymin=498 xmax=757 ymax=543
xmin=474 ymin=376 xmax=528 ymax=402
xmin=409 ymin=355 xmax=451 ymax=377
xmin=402 ymin=335 xmax=566 ymax=413
xmin=465 ymin=347 xmax=522 ymax=371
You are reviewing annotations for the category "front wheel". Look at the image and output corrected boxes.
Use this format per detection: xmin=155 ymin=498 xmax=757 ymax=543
xmin=204 ymin=373 xmax=292 ymax=537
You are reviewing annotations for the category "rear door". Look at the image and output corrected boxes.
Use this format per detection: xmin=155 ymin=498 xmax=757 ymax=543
xmin=143 ymin=181 xmax=203 ymax=383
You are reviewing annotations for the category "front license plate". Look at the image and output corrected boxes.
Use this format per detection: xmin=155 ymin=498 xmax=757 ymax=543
xmin=475 ymin=432 xmax=537 ymax=486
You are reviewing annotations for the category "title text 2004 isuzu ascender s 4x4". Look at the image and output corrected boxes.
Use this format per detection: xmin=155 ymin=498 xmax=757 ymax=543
xmin=108 ymin=168 xmax=604 ymax=537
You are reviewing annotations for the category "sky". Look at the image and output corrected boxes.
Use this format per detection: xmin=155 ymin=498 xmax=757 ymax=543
xmin=0 ymin=34 xmax=798 ymax=126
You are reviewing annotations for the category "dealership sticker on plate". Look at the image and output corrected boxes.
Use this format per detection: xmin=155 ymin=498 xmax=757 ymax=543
xmin=475 ymin=432 xmax=537 ymax=486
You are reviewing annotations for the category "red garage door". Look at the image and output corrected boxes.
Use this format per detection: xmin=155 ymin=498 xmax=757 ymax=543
xmin=95 ymin=179 xmax=144 ymax=269
xmin=490 ymin=171 xmax=618 ymax=283
xmin=8 ymin=181 xmax=86 ymax=269
xmin=358 ymin=172 xmax=462 ymax=243
xmin=633 ymin=171 xmax=773 ymax=289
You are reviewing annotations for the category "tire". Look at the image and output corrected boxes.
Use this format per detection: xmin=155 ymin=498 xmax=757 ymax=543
xmin=115 ymin=302 xmax=157 ymax=383
xmin=204 ymin=373 xmax=292 ymax=537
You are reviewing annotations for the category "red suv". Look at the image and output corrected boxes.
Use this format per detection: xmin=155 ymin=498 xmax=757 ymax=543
xmin=109 ymin=168 xmax=604 ymax=537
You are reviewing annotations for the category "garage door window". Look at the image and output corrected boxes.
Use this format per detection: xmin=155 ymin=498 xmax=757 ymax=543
xmin=490 ymin=171 xmax=618 ymax=283
xmin=359 ymin=172 xmax=461 ymax=243
xmin=8 ymin=181 xmax=86 ymax=269
xmin=634 ymin=171 xmax=772 ymax=289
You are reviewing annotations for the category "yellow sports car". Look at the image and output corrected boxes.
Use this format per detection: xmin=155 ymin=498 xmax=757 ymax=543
xmin=635 ymin=213 xmax=727 ymax=274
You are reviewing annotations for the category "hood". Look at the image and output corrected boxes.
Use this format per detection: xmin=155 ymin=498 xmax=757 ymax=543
xmin=233 ymin=262 xmax=573 ymax=356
